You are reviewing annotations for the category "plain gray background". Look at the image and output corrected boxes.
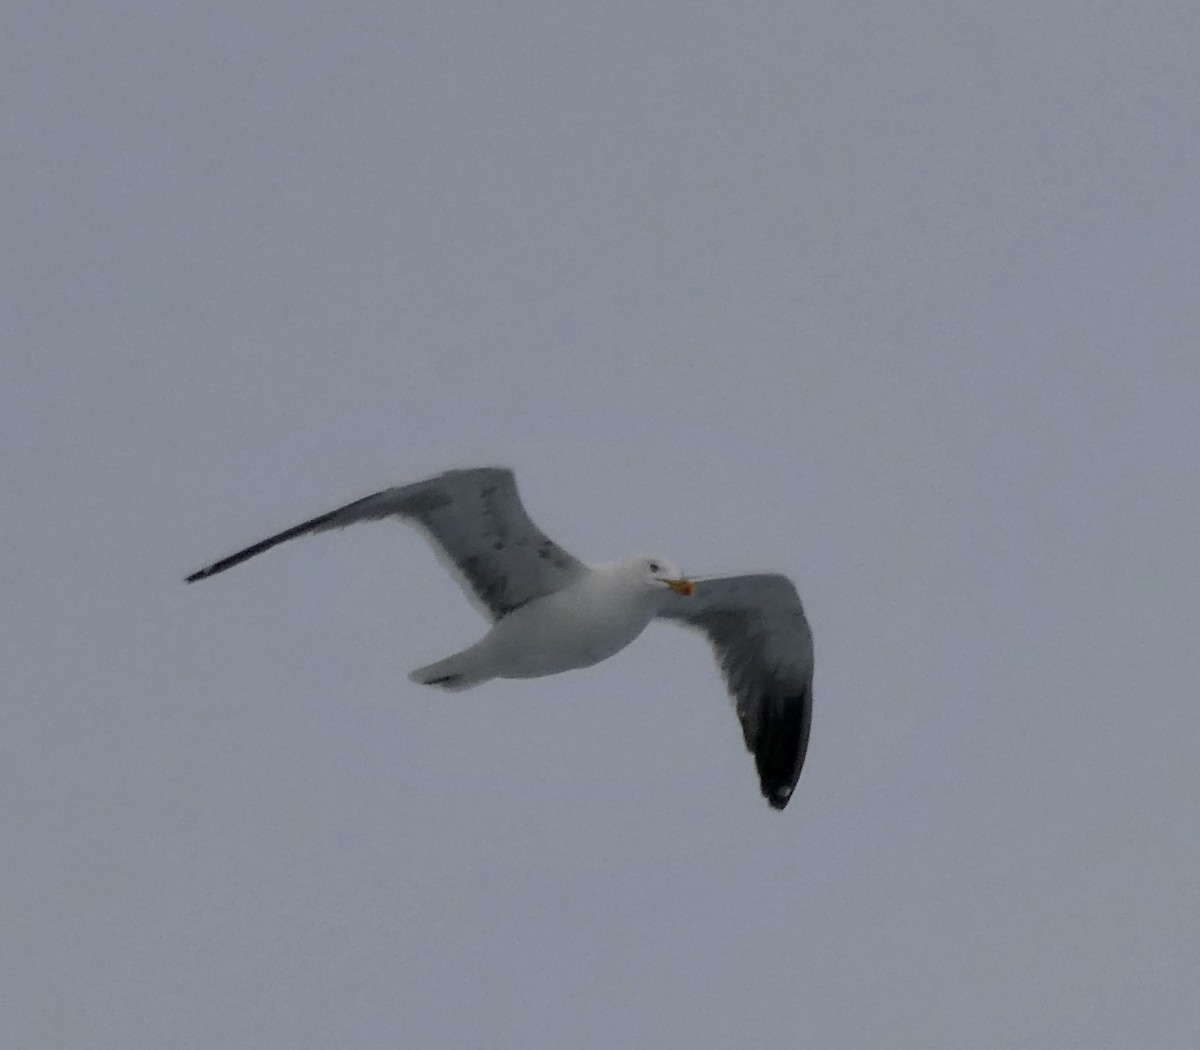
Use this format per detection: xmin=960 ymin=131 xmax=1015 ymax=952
xmin=5 ymin=2 xmax=1198 ymax=1046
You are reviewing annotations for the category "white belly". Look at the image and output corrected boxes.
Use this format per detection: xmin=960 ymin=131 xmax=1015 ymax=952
xmin=478 ymin=579 xmax=655 ymax=680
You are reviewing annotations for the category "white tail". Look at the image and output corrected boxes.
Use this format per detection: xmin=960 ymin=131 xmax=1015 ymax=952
xmin=408 ymin=647 xmax=492 ymax=692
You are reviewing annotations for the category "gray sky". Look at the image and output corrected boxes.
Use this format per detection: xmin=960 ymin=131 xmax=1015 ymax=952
xmin=5 ymin=2 xmax=1199 ymax=1046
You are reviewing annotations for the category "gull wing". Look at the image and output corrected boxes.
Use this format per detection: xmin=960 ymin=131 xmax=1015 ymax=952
xmin=657 ymin=573 xmax=814 ymax=810
xmin=186 ymin=467 xmax=587 ymax=620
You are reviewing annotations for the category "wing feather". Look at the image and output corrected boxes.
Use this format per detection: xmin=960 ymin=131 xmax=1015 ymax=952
xmin=658 ymin=573 xmax=814 ymax=809
xmin=186 ymin=467 xmax=587 ymax=620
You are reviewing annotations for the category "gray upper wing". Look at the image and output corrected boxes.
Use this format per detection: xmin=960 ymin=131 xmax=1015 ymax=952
xmin=657 ymin=573 xmax=814 ymax=810
xmin=186 ymin=467 xmax=587 ymax=620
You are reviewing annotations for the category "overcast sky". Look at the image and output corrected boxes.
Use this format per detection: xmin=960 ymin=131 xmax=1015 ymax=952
xmin=5 ymin=2 xmax=1199 ymax=1047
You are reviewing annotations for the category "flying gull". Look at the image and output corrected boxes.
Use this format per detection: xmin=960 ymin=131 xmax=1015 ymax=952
xmin=186 ymin=467 xmax=814 ymax=809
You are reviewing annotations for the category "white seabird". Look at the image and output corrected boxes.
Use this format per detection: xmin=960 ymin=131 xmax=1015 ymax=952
xmin=186 ymin=467 xmax=814 ymax=809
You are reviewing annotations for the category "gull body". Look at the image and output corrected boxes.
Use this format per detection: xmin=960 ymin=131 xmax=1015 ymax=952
xmin=412 ymin=556 xmax=688 ymax=688
xmin=186 ymin=467 xmax=813 ymax=810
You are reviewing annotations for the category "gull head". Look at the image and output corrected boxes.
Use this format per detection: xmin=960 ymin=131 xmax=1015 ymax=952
xmin=626 ymin=555 xmax=695 ymax=597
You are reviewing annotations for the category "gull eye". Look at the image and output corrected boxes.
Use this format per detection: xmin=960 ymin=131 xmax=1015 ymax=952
xmin=648 ymin=561 xmax=660 ymax=573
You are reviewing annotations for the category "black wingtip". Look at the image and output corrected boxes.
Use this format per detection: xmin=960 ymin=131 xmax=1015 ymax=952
xmin=183 ymin=505 xmax=350 ymax=586
xmin=765 ymin=787 xmax=793 ymax=811
xmin=185 ymin=561 xmax=226 ymax=583
xmin=749 ymin=690 xmax=812 ymax=812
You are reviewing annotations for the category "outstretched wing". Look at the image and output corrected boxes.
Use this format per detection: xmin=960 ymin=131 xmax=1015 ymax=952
xmin=186 ymin=467 xmax=587 ymax=620
xmin=657 ymin=573 xmax=814 ymax=810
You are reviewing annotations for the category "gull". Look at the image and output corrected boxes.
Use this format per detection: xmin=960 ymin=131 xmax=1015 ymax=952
xmin=186 ymin=467 xmax=814 ymax=809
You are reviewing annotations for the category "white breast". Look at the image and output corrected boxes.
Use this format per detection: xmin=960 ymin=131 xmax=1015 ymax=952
xmin=478 ymin=568 xmax=656 ymax=679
